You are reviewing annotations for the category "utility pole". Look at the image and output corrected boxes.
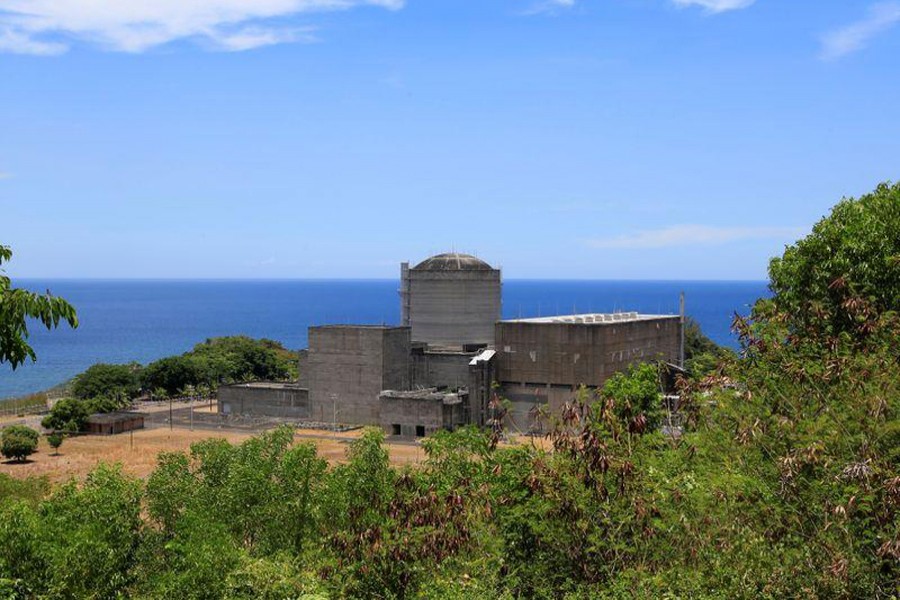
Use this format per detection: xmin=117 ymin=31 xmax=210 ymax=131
xmin=679 ymin=291 xmax=686 ymax=370
xmin=169 ymin=396 xmax=173 ymax=431
xmin=331 ymin=393 xmax=339 ymax=440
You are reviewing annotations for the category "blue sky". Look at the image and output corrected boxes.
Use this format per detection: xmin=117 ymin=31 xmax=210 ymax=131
xmin=1 ymin=0 xmax=898 ymax=280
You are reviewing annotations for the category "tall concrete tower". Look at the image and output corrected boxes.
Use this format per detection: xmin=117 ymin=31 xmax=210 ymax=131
xmin=400 ymin=253 xmax=501 ymax=347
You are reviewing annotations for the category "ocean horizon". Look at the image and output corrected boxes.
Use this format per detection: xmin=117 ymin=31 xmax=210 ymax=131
xmin=1 ymin=278 xmax=768 ymax=399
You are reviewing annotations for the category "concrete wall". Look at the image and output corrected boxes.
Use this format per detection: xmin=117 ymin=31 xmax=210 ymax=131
xmin=411 ymin=350 xmax=471 ymax=389
xmin=468 ymin=351 xmax=497 ymax=427
xmin=307 ymin=326 xmax=410 ymax=425
xmin=297 ymin=350 xmax=309 ymax=388
xmin=495 ymin=317 xmax=681 ymax=389
xmin=218 ymin=383 xmax=310 ymax=419
xmin=380 ymin=397 xmax=444 ymax=437
xmin=405 ymin=269 xmax=501 ymax=346
xmin=379 ymin=397 xmax=466 ymax=437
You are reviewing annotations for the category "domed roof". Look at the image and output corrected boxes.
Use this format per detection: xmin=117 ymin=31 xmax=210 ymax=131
xmin=412 ymin=252 xmax=494 ymax=271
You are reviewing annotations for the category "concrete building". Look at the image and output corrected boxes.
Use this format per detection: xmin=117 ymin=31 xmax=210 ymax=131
xmin=379 ymin=388 xmax=466 ymax=437
xmin=219 ymin=382 xmax=308 ymax=419
xmin=400 ymin=253 xmax=501 ymax=347
xmin=215 ymin=252 xmax=682 ymax=438
xmin=495 ymin=312 xmax=681 ymax=430
xmin=307 ymin=325 xmax=411 ymax=425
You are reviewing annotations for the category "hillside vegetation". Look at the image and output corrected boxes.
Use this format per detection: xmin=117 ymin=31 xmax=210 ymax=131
xmin=1 ymin=182 xmax=899 ymax=598
xmin=40 ymin=336 xmax=298 ymax=432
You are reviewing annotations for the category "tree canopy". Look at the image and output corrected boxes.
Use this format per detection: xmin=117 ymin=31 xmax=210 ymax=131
xmin=0 ymin=245 xmax=78 ymax=369
xmin=1 ymin=425 xmax=39 ymax=462
xmin=71 ymin=363 xmax=142 ymax=401
xmin=141 ymin=336 xmax=297 ymax=396
xmin=766 ymin=181 xmax=900 ymax=338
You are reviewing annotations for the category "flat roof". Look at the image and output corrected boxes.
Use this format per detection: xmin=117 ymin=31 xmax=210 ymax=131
xmin=86 ymin=411 xmax=145 ymax=424
xmin=223 ymin=382 xmax=305 ymax=390
xmin=500 ymin=312 xmax=679 ymax=325
xmin=311 ymin=324 xmax=408 ymax=330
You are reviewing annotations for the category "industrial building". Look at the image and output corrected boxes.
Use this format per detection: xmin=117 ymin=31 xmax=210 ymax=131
xmin=400 ymin=253 xmax=501 ymax=347
xmin=218 ymin=252 xmax=681 ymax=436
xmin=495 ymin=313 xmax=681 ymax=429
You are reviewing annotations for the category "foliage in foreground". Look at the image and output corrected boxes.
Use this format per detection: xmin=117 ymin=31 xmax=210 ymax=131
xmin=2 ymin=325 xmax=898 ymax=599
xmin=0 ymin=245 xmax=78 ymax=370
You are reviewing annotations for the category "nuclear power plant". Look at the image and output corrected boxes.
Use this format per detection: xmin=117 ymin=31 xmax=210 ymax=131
xmin=218 ymin=252 xmax=682 ymax=436
xmin=400 ymin=253 xmax=501 ymax=347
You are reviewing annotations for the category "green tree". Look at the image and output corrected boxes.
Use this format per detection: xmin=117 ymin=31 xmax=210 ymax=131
xmin=141 ymin=356 xmax=203 ymax=396
xmin=601 ymin=362 xmax=663 ymax=433
xmin=0 ymin=245 xmax=78 ymax=368
xmin=41 ymin=398 xmax=90 ymax=432
xmin=71 ymin=363 xmax=142 ymax=401
xmin=189 ymin=336 xmax=296 ymax=383
xmin=0 ymin=464 xmax=144 ymax=598
xmin=766 ymin=181 xmax=900 ymax=338
xmin=1 ymin=426 xmax=39 ymax=462
xmin=46 ymin=433 xmax=64 ymax=456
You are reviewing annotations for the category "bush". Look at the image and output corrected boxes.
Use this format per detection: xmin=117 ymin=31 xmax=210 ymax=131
xmin=0 ymin=474 xmax=49 ymax=506
xmin=41 ymin=398 xmax=89 ymax=432
xmin=767 ymin=181 xmax=900 ymax=338
xmin=601 ymin=362 xmax=664 ymax=432
xmin=46 ymin=433 xmax=64 ymax=455
xmin=1 ymin=426 xmax=39 ymax=462
xmin=72 ymin=363 xmax=142 ymax=401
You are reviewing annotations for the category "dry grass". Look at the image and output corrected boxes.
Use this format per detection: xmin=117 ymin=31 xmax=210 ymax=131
xmin=0 ymin=427 xmax=426 ymax=483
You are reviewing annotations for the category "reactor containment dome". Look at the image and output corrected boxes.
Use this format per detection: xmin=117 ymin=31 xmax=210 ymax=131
xmin=400 ymin=253 xmax=501 ymax=347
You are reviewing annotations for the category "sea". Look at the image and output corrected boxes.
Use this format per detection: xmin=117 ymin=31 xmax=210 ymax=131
xmin=0 ymin=279 xmax=768 ymax=400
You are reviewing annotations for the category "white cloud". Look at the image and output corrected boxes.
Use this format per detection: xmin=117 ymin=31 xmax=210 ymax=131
xmin=671 ymin=0 xmax=756 ymax=13
xmin=0 ymin=172 xmax=12 ymax=180
xmin=820 ymin=2 xmax=900 ymax=60
xmin=523 ymin=0 xmax=576 ymax=16
xmin=586 ymin=224 xmax=804 ymax=249
xmin=0 ymin=0 xmax=403 ymax=54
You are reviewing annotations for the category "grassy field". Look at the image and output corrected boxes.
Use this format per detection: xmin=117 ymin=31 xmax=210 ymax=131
xmin=0 ymin=427 xmax=428 ymax=482
xmin=0 ymin=392 xmax=48 ymax=419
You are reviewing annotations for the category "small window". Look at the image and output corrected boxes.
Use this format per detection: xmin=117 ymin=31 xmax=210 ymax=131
xmin=415 ymin=425 xmax=426 ymax=438
xmin=391 ymin=424 xmax=402 ymax=436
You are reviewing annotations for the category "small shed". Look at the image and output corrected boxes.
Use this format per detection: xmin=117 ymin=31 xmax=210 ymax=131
xmin=85 ymin=411 xmax=145 ymax=435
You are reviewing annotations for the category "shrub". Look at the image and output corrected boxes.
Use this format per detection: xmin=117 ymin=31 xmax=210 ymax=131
xmin=46 ymin=433 xmax=64 ymax=455
xmin=41 ymin=398 xmax=89 ymax=432
xmin=1 ymin=426 xmax=39 ymax=462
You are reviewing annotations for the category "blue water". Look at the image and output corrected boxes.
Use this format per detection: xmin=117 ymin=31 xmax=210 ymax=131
xmin=0 ymin=279 xmax=768 ymax=399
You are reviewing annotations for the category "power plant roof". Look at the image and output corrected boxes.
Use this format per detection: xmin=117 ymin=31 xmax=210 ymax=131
xmin=412 ymin=252 xmax=494 ymax=271
xmin=502 ymin=312 xmax=678 ymax=325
